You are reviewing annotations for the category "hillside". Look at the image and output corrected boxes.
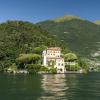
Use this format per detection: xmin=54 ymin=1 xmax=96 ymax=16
xmin=95 ymin=20 xmax=100 ymax=25
xmin=0 ymin=21 xmax=66 ymax=69
xmin=37 ymin=16 xmax=100 ymax=62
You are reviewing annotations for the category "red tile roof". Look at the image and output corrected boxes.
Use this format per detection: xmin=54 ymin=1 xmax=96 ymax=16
xmin=47 ymin=47 xmax=61 ymax=51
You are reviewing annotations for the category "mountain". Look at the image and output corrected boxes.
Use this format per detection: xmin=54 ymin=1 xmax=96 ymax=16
xmin=0 ymin=21 xmax=66 ymax=68
xmin=95 ymin=20 xmax=100 ymax=25
xmin=37 ymin=16 xmax=100 ymax=63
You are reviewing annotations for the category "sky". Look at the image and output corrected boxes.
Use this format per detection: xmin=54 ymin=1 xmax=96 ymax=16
xmin=0 ymin=0 xmax=100 ymax=23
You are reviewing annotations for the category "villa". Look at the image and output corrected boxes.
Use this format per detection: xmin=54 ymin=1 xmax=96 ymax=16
xmin=42 ymin=47 xmax=66 ymax=73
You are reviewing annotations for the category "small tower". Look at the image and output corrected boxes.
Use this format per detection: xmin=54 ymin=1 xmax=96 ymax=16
xmin=42 ymin=50 xmax=47 ymax=66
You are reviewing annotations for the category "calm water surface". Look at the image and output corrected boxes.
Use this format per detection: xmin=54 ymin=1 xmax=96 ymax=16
xmin=0 ymin=73 xmax=100 ymax=100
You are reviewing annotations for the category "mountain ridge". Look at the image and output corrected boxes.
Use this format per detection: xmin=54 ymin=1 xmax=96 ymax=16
xmin=36 ymin=16 xmax=100 ymax=64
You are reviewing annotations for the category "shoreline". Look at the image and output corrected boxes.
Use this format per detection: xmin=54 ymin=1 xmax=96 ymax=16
xmin=5 ymin=70 xmax=85 ymax=75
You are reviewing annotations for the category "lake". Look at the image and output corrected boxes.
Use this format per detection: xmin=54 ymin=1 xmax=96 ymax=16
xmin=0 ymin=72 xmax=100 ymax=100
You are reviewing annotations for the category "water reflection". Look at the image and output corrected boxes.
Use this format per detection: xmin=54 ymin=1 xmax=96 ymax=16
xmin=1 ymin=73 xmax=100 ymax=100
xmin=39 ymin=74 xmax=69 ymax=100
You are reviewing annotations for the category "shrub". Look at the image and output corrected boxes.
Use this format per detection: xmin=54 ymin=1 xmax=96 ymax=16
xmin=49 ymin=67 xmax=57 ymax=74
xmin=27 ymin=64 xmax=42 ymax=74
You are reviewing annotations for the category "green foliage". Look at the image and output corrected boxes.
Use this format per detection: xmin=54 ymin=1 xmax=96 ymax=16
xmin=78 ymin=58 xmax=89 ymax=71
xmin=40 ymin=66 xmax=49 ymax=72
xmin=16 ymin=53 xmax=41 ymax=69
xmin=9 ymin=63 xmax=17 ymax=70
xmin=7 ymin=63 xmax=17 ymax=73
xmin=16 ymin=54 xmax=41 ymax=63
xmin=64 ymin=53 xmax=77 ymax=62
xmin=39 ymin=65 xmax=57 ymax=73
xmin=65 ymin=63 xmax=80 ymax=71
xmin=0 ymin=20 xmax=65 ymax=70
xmin=48 ymin=60 xmax=55 ymax=67
xmin=48 ymin=67 xmax=57 ymax=74
xmin=40 ymin=66 xmax=57 ymax=74
xmin=27 ymin=64 xmax=42 ymax=74
xmin=33 ymin=45 xmax=47 ymax=54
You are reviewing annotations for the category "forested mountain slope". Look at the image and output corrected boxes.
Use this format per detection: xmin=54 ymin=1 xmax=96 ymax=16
xmin=0 ymin=21 xmax=65 ymax=68
xmin=37 ymin=16 xmax=100 ymax=63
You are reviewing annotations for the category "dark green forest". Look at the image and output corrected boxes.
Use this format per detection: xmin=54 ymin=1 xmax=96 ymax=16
xmin=0 ymin=21 xmax=67 ymax=70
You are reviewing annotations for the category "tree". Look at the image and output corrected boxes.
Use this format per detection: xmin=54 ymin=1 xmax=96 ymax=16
xmin=64 ymin=53 xmax=78 ymax=62
xmin=16 ymin=54 xmax=41 ymax=69
xmin=27 ymin=64 xmax=42 ymax=74
xmin=64 ymin=53 xmax=80 ymax=71
xmin=78 ymin=58 xmax=89 ymax=71
xmin=65 ymin=63 xmax=80 ymax=71
xmin=33 ymin=45 xmax=47 ymax=54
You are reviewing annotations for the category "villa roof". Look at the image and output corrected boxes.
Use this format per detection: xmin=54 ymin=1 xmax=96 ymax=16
xmin=47 ymin=47 xmax=61 ymax=51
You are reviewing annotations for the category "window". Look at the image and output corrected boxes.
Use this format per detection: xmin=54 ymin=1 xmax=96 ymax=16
xmin=58 ymin=63 xmax=60 ymax=66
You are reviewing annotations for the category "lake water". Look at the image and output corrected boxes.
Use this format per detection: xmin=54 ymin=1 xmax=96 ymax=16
xmin=0 ymin=73 xmax=100 ymax=100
